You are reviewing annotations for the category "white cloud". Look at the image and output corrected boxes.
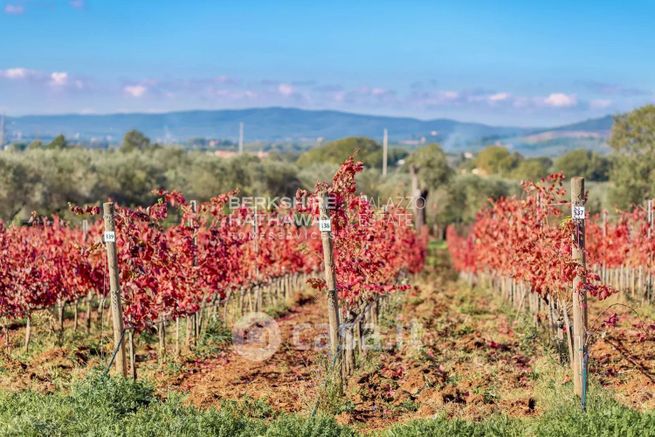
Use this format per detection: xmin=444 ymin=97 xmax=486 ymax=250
xmin=544 ymin=92 xmax=577 ymax=107
xmin=0 ymin=67 xmax=32 ymax=79
xmin=50 ymin=72 xmax=69 ymax=87
xmin=124 ymin=85 xmax=147 ymax=97
xmin=277 ymin=83 xmax=294 ymax=96
xmin=590 ymin=99 xmax=612 ymax=109
xmin=488 ymin=92 xmax=510 ymax=102
xmin=0 ymin=67 xmax=87 ymax=91
xmin=4 ymin=4 xmax=24 ymax=15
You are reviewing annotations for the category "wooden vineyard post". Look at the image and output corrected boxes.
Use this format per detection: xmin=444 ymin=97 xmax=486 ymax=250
xmin=318 ymin=192 xmax=342 ymax=377
xmin=24 ymin=314 xmax=31 ymax=352
xmin=253 ymin=204 xmax=261 ymax=312
xmin=190 ymin=200 xmax=204 ymax=342
xmin=409 ymin=164 xmax=422 ymax=230
xmin=602 ymin=210 xmax=607 ymax=285
xmin=103 ymin=202 xmax=128 ymax=378
xmin=648 ymin=199 xmax=653 ymax=301
xmin=571 ymin=177 xmax=587 ymax=407
xmin=83 ymin=219 xmax=94 ymax=333
xmin=158 ymin=315 xmax=166 ymax=360
xmin=175 ymin=317 xmax=181 ymax=357
xmin=128 ymin=329 xmax=137 ymax=380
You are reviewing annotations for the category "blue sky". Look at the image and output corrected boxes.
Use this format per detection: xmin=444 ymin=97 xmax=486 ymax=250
xmin=1 ymin=0 xmax=654 ymax=126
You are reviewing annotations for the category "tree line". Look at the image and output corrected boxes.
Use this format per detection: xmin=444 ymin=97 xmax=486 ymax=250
xmin=1 ymin=104 xmax=653 ymax=227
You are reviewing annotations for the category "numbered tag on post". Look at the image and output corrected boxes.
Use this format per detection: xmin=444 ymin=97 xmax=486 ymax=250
xmin=104 ymin=231 xmax=116 ymax=243
xmin=572 ymin=205 xmax=585 ymax=220
xmin=318 ymin=219 xmax=331 ymax=232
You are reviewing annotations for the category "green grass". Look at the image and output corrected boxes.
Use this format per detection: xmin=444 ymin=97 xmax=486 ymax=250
xmin=0 ymin=372 xmax=355 ymax=437
xmin=1 ymin=243 xmax=654 ymax=435
xmin=193 ymin=317 xmax=232 ymax=359
xmin=1 ymin=371 xmax=653 ymax=436
xmin=381 ymin=394 xmax=655 ymax=437
xmin=265 ymin=302 xmax=292 ymax=319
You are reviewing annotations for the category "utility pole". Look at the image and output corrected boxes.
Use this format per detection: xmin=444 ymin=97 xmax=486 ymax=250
xmin=0 ymin=114 xmax=5 ymax=147
xmin=239 ymin=122 xmax=244 ymax=154
xmin=382 ymin=128 xmax=388 ymax=177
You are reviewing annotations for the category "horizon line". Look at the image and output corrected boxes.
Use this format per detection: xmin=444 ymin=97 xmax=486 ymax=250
xmin=1 ymin=106 xmax=615 ymax=130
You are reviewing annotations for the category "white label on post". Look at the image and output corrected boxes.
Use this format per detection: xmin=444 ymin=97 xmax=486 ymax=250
xmin=572 ymin=205 xmax=585 ymax=220
xmin=104 ymin=231 xmax=116 ymax=243
xmin=319 ymin=219 xmax=331 ymax=232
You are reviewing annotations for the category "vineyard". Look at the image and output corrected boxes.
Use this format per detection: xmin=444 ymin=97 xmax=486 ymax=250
xmin=447 ymin=174 xmax=655 ymax=412
xmin=447 ymin=174 xmax=655 ymax=301
xmin=4 ymin=0 xmax=655 ymax=433
xmin=0 ymin=163 xmax=654 ymax=435
xmin=0 ymin=157 xmax=424 ymax=378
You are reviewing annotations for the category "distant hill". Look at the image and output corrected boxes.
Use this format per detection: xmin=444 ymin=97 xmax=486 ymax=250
xmin=503 ymin=115 xmax=614 ymax=157
xmin=2 ymin=107 xmax=614 ymax=156
xmin=546 ymin=115 xmax=613 ymax=133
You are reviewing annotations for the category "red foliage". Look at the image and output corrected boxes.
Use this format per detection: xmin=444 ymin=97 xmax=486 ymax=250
xmin=297 ymin=157 xmax=426 ymax=308
xmin=0 ymin=158 xmax=426 ymax=330
xmin=447 ymin=174 xmax=616 ymax=301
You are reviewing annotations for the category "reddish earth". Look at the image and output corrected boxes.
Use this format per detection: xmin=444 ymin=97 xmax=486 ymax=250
xmin=0 ymin=250 xmax=653 ymax=432
xmin=159 ymin=254 xmax=655 ymax=430
xmin=170 ymin=294 xmax=327 ymax=412
xmin=589 ymin=301 xmax=655 ymax=410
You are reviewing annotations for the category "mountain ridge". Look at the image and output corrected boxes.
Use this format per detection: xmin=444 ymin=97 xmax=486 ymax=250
xmin=2 ymin=107 xmax=613 ymax=155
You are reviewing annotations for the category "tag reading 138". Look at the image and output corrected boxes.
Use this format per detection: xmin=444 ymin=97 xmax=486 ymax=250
xmin=319 ymin=219 xmax=331 ymax=232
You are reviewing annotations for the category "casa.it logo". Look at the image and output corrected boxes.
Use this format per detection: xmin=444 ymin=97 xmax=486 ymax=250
xmin=232 ymin=312 xmax=281 ymax=362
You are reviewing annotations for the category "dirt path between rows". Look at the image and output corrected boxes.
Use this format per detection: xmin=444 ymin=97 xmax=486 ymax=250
xmin=0 ymin=247 xmax=652 ymax=432
xmin=164 ymin=251 xmax=655 ymax=431
xmin=164 ymin=259 xmax=549 ymax=430
xmin=171 ymin=294 xmax=329 ymax=412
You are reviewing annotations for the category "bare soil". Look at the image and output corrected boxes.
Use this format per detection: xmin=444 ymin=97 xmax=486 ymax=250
xmin=0 ymin=249 xmax=653 ymax=432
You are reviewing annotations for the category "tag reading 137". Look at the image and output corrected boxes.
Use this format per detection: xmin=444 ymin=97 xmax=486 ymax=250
xmin=572 ymin=205 xmax=585 ymax=220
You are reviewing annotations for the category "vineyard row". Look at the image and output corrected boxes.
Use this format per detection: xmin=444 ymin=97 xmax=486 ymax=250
xmin=0 ymin=158 xmax=427 ymax=380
